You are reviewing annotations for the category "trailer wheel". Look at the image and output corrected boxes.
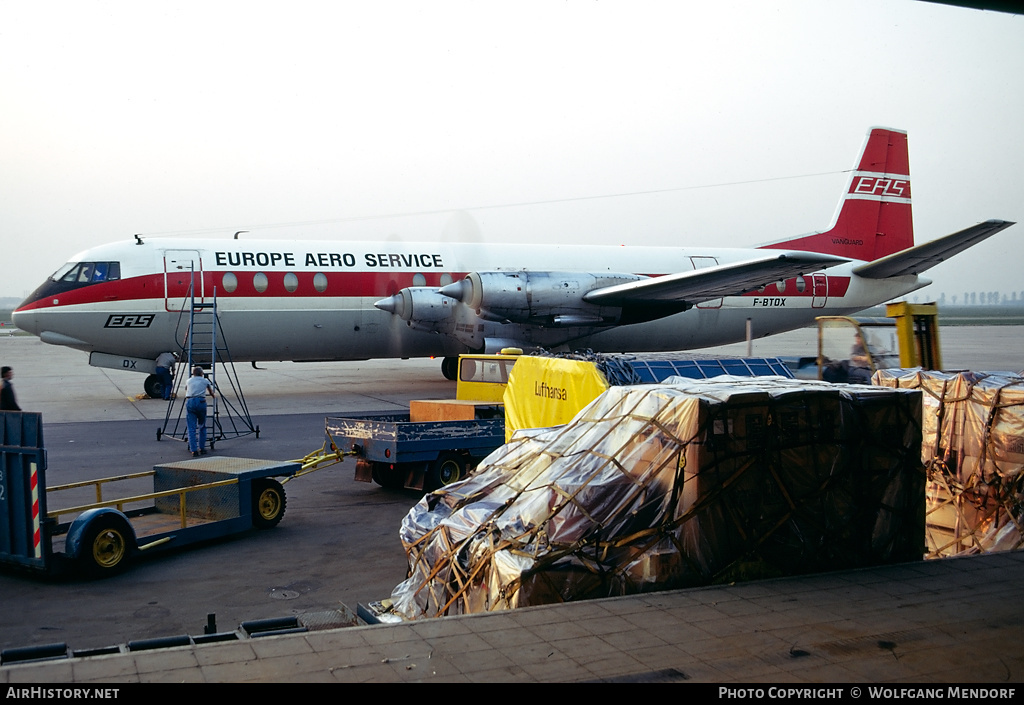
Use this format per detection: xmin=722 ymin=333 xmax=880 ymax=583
xmin=79 ymin=514 xmax=134 ymax=577
xmin=370 ymin=463 xmax=405 ymax=489
xmin=252 ymin=479 xmax=286 ymax=529
xmin=441 ymin=356 xmax=458 ymax=381
xmin=428 ymin=453 xmax=465 ymax=490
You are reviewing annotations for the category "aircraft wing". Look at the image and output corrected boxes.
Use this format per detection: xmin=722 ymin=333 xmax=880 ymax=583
xmin=853 ymin=220 xmax=1015 ymax=279
xmin=582 ymin=252 xmax=848 ymax=306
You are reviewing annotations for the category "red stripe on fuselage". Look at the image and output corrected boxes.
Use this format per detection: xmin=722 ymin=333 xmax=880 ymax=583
xmin=17 ymin=270 xmax=854 ymax=312
xmin=15 ymin=274 xmax=165 ymax=311
xmin=15 ymin=270 xmax=472 ymax=310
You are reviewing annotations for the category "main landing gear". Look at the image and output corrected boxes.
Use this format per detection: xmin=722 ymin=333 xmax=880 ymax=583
xmin=144 ymin=374 xmax=165 ymax=399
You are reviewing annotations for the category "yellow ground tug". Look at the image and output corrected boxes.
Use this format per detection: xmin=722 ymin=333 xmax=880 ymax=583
xmin=812 ymin=302 xmax=942 ymax=383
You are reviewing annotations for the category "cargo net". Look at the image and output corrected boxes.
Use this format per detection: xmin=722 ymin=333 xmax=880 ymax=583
xmin=874 ymin=369 xmax=1024 ymax=557
xmin=531 ymin=349 xmax=643 ymax=386
xmin=389 ymin=378 xmax=924 ymax=619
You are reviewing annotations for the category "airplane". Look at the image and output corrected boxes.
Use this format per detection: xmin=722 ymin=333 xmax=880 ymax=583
xmin=13 ymin=127 xmax=1014 ymax=398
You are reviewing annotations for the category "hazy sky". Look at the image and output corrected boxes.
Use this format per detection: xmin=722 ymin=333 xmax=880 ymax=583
xmin=2 ymin=1 xmax=1021 ymax=301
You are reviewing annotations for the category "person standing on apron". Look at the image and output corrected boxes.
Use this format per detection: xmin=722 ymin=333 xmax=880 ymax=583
xmin=185 ymin=365 xmax=215 ymax=457
xmin=1 ymin=367 xmax=20 ymax=410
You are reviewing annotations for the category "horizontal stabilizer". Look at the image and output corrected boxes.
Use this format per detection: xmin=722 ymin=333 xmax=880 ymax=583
xmin=583 ymin=252 xmax=847 ymax=307
xmin=853 ymin=220 xmax=1015 ymax=279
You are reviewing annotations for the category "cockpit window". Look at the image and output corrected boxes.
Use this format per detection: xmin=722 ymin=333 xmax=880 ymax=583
xmin=54 ymin=261 xmax=121 ymax=284
xmin=51 ymin=262 xmax=77 ymax=281
xmin=76 ymin=263 xmax=95 ymax=283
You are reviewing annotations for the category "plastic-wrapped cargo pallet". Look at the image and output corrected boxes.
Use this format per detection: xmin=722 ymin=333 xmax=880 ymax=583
xmin=873 ymin=369 xmax=1024 ymax=557
xmin=389 ymin=377 xmax=924 ymax=620
xmin=501 ymin=352 xmax=795 ymax=442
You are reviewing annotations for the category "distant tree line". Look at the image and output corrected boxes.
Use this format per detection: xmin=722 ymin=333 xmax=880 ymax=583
xmin=922 ymin=292 xmax=1024 ymax=306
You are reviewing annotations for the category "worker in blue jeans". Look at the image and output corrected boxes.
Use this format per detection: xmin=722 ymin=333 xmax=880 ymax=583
xmin=185 ymin=365 xmax=216 ymax=457
xmin=155 ymin=351 xmax=177 ymax=400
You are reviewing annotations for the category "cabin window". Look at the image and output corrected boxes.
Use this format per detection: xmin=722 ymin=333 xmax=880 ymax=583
xmin=795 ymin=276 xmax=806 ymax=293
xmin=253 ymin=272 xmax=269 ymax=293
xmin=221 ymin=272 xmax=238 ymax=293
xmin=440 ymin=273 xmax=453 ymax=286
xmin=460 ymin=358 xmax=514 ymax=384
xmin=412 ymin=273 xmax=426 ymax=287
xmin=777 ymin=279 xmax=787 ymax=293
xmin=313 ymin=273 xmax=328 ymax=293
xmin=283 ymin=272 xmax=299 ymax=293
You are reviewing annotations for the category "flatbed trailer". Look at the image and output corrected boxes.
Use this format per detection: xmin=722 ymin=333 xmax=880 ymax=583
xmin=319 ymin=354 xmax=797 ymax=493
xmin=325 ymin=403 xmax=505 ymax=491
xmin=1 ymin=411 xmax=299 ymax=577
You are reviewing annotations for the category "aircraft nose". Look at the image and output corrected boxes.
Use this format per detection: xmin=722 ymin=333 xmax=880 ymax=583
xmin=11 ymin=307 xmax=38 ymax=335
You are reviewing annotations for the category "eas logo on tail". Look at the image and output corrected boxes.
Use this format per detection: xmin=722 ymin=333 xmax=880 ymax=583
xmin=850 ymin=176 xmax=910 ymax=199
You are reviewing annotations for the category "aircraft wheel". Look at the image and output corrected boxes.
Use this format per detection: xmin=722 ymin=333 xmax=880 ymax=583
xmin=428 ymin=452 xmax=466 ymax=490
xmin=252 ymin=479 xmax=286 ymax=529
xmin=79 ymin=514 xmax=134 ymax=577
xmin=144 ymin=374 xmax=164 ymax=399
xmin=441 ymin=356 xmax=458 ymax=381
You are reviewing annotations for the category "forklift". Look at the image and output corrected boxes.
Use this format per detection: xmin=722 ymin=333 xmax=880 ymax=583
xmin=815 ymin=302 xmax=942 ymax=384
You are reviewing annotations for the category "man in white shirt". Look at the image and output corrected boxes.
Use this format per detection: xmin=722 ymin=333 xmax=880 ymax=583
xmin=185 ymin=366 xmax=216 ymax=457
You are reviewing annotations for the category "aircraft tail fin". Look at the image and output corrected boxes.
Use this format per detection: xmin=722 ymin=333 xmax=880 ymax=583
xmin=761 ymin=127 xmax=913 ymax=262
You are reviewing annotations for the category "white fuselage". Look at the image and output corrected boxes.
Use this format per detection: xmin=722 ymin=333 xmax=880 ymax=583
xmin=14 ymin=237 xmax=925 ymax=366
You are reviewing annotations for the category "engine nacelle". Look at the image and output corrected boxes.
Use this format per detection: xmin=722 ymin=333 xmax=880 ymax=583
xmin=374 ymin=288 xmax=454 ymax=332
xmin=439 ymin=271 xmax=645 ymax=326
